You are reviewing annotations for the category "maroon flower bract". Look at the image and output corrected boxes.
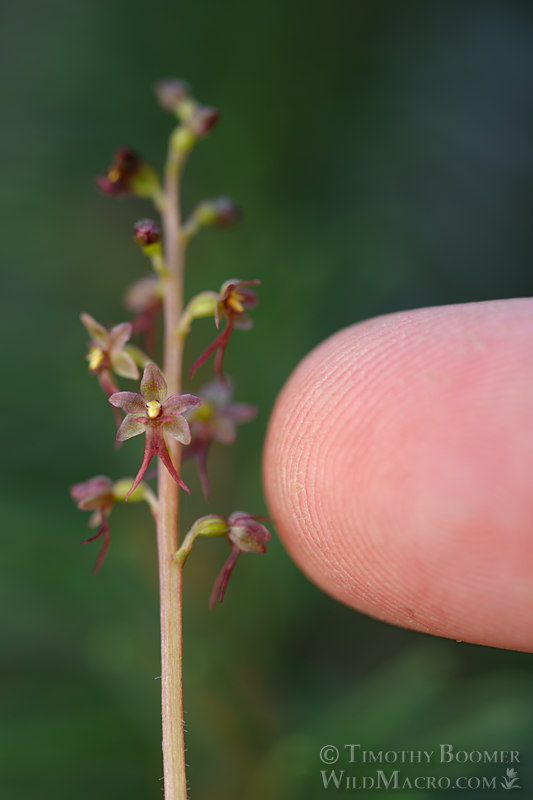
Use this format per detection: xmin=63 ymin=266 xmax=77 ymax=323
xmin=109 ymin=363 xmax=201 ymax=499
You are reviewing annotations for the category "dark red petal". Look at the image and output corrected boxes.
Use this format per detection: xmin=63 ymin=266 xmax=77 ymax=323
xmin=125 ymin=433 xmax=158 ymax=500
xmin=163 ymin=393 xmax=202 ymax=416
xmin=235 ymin=279 xmax=261 ymax=288
xmin=189 ymin=320 xmax=233 ymax=379
xmin=231 ymin=513 xmax=270 ymax=523
xmin=209 ymin=547 xmax=240 ymax=610
xmin=71 ymin=476 xmax=114 ymax=505
xmin=190 ymin=440 xmax=211 ymax=500
xmin=80 ymin=519 xmax=111 ymax=575
xmin=239 ymin=289 xmax=259 ymax=309
xmin=114 ymin=147 xmax=142 ymax=173
xmin=96 ymin=175 xmax=129 ymax=196
xmin=109 ymin=391 xmax=146 ymax=414
xmin=155 ymin=433 xmax=190 ymax=494
xmin=213 ymin=322 xmax=234 ymax=382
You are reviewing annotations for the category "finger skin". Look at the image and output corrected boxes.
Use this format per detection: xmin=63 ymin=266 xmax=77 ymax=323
xmin=263 ymin=299 xmax=533 ymax=652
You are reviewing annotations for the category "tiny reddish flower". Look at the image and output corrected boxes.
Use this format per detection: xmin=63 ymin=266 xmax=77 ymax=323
xmin=191 ymin=197 xmax=241 ymax=231
xmin=133 ymin=219 xmax=161 ymax=248
xmin=184 ymin=378 xmax=257 ymax=498
xmin=109 ymin=363 xmax=201 ymax=499
xmin=96 ymin=147 xmax=143 ymax=196
xmin=70 ymin=476 xmax=115 ymax=575
xmin=190 ymin=106 xmax=220 ymax=137
xmin=210 ymin=512 xmax=271 ymax=610
xmin=96 ymin=147 xmax=161 ymax=199
xmin=124 ymin=274 xmax=164 ymax=353
xmin=71 ymin=475 xmax=157 ymax=573
xmin=190 ymin=278 xmax=260 ymax=382
xmin=124 ymin=275 xmax=163 ymax=313
xmin=81 ymin=313 xmax=140 ymax=429
xmin=181 ymin=197 xmax=240 ymax=242
xmin=154 ymin=78 xmax=191 ymax=113
xmin=132 ymin=219 xmax=167 ymax=278
xmin=81 ymin=313 xmax=139 ymax=381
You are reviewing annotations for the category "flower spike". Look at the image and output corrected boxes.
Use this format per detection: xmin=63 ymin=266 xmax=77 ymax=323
xmin=189 ymin=279 xmax=260 ymax=382
xmin=109 ymin=363 xmax=201 ymax=499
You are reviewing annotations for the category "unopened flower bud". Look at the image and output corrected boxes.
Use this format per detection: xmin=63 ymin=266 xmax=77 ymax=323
xmin=133 ymin=219 xmax=166 ymax=275
xmin=113 ymin=478 xmax=159 ymax=516
xmin=190 ymin=106 xmax=220 ymax=138
xmin=174 ymin=515 xmax=229 ymax=566
xmin=115 ymin=147 xmax=141 ymax=172
xmin=133 ymin=219 xmax=161 ymax=248
xmin=130 ymin=163 xmax=162 ymax=199
xmin=192 ymin=515 xmax=229 ymax=537
xmin=195 ymin=197 xmax=241 ymax=228
xmin=154 ymin=78 xmax=190 ymax=113
xmin=171 ymin=126 xmax=197 ymax=157
xmin=228 ymin=512 xmax=270 ymax=554
xmin=113 ymin=478 xmax=148 ymax=503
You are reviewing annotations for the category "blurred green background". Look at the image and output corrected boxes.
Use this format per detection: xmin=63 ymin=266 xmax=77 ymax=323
xmin=2 ymin=1 xmax=533 ymax=798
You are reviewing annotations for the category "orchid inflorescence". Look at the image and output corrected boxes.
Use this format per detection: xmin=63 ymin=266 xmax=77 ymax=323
xmin=72 ymin=78 xmax=270 ymax=607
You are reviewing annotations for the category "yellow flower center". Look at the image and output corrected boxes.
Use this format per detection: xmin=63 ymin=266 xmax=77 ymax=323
xmin=147 ymin=400 xmax=162 ymax=419
xmin=227 ymin=290 xmax=245 ymax=314
xmin=88 ymin=346 xmax=104 ymax=371
xmin=108 ymin=167 xmax=121 ymax=183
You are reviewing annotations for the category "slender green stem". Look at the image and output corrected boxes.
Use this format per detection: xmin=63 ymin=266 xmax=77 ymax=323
xmin=157 ymin=148 xmax=188 ymax=799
